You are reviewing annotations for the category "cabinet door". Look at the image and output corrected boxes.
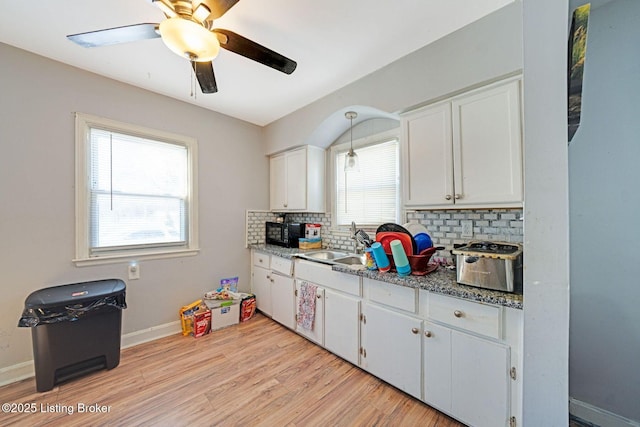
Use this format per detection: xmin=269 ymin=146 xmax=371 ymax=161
xmin=269 ymin=154 xmax=287 ymax=210
xmin=361 ymin=303 xmax=422 ymax=399
xmin=252 ymin=265 xmax=272 ymax=316
xmin=285 ymin=148 xmax=307 ymax=210
xmin=271 ymin=273 xmax=295 ymax=330
xmin=423 ymin=321 xmax=452 ymax=413
xmin=295 ymin=281 xmax=324 ymax=345
xmin=451 ymin=330 xmax=511 ymax=427
xmin=452 ymin=80 xmax=523 ymax=206
xmin=324 ymin=289 xmax=360 ymax=366
xmin=402 ymin=102 xmax=454 ymax=206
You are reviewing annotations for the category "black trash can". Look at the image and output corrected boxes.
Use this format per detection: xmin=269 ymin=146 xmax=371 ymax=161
xmin=18 ymin=279 xmax=126 ymax=392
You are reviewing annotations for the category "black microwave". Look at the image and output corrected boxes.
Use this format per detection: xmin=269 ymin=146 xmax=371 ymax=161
xmin=265 ymin=222 xmax=305 ymax=248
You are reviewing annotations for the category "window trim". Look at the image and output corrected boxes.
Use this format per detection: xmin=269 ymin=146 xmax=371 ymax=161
xmin=73 ymin=113 xmax=199 ymax=266
xmin=329 ymin=128 xmax=401 ymax=229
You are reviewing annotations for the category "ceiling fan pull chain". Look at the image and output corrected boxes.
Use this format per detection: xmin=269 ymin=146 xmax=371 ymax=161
xmin=189 ymin=61 xmax=195 ymax=98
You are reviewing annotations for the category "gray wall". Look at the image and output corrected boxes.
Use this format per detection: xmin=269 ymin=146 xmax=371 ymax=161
xmin=569 ymin=0 xmax=640 ymax=422
xmin=0 ymin=43 xmax=267 ymax=370
xmin=263 ymin=3 xmax=524 ymax=155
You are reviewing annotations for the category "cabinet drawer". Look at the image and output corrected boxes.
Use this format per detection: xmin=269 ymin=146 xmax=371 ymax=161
xmin=271 ymin=256 xmax=293 ymax=276
xmin=425 ymin=292 xmax=502 ymax=339
xmin=295 ymin=260 xmax=360 ymax=296
xmin=253 ymin=252 xmax=270 ymax=269
xmin=364 ymin=278 xmax=416 ymax=313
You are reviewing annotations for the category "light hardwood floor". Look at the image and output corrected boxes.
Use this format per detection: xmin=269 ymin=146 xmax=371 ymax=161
xmin=0 ymin=313 xmax=464 ymax=427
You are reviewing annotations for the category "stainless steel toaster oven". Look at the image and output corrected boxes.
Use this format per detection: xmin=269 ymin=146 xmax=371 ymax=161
xmin=451 ymin=241 xmax=523 ymax=293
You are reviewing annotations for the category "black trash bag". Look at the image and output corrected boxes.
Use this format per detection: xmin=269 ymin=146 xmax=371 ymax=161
xmin=18 ymin=279 xmax=127 ymax=327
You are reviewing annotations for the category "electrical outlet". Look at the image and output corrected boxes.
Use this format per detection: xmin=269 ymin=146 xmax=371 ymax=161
xmin=461 ymin=220 xmax=473 ymax=238
xmin=128 ymin=263 xmax=140 ymax=280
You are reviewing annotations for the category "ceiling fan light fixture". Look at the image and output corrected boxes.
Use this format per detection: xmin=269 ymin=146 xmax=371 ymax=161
xmin=159 ymin=17 xmax=220 ymax=62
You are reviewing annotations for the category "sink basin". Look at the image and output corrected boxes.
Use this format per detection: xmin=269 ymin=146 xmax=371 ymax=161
xmin=301 ymin=250 xmax=349 ymax=261
xmin=333 ymin=254 xmax=366 ymax=266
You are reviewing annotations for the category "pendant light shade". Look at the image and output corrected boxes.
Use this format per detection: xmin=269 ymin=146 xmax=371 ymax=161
xmin=344 ymin=111 xmax=359 ymax=172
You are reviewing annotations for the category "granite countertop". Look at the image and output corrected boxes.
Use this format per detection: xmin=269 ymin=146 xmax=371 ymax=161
xmin=250 ymin=244 xmax=523 ymax=310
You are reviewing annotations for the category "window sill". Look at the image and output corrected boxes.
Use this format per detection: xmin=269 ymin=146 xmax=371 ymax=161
xmin=73 ymin=248 xmax=200 ymax=267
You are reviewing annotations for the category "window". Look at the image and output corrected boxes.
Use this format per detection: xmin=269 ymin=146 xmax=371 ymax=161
xmin=74 ymin=113 xmax=198 ymax=265
xmin=333 ymin=135 xmax=399 ymax=226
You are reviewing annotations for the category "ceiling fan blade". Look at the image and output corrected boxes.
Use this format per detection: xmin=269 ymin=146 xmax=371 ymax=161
xmin=208 ymin=0 xmax=240 ymax=19
xmin=191 ymin=61 xmax=218 ymax=93
xmin=67 ymin=23 xmax=160 ymax=48
xmin=214 ymin=29 xmax=297 ymax=75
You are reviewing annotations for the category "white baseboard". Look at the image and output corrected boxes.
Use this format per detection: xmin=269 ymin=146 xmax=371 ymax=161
xmin=0 ymin=320 xmax=181 ymax=388
xmin=0 ymin=361 xmax=35 ymax=388
xmin=570 ymin=397 xmax=640 ymax=427
xmin=120 ymin=320 xmax=182 ymax=349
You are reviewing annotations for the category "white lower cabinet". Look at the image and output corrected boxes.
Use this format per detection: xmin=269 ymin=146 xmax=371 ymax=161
xmin=252 ymin=264 xmax=272 ymax=317
xmin=324 ymin=289 xmax=360 ymax=366
xmin=361 ymin=302 xmax=422 ymax=399
xmin=451 ymin=330 xmax=510 ymax=427
xmin=295 ymin=280 xmax=324 ymax=345
xmin=423 ymin=321 xmax=511 ymax=427
xmin=271 ymin=272 xmax=295 ymax=329
xmin=251 ymin=251 xmax=295 ymax=324
xmin=423 ymin=321 xmax=452 ymax=412
xmin=294 ymin=259 xmax=361 ymax=360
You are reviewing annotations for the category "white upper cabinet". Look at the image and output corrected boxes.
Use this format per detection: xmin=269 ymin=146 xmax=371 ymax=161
xmin=269 ymin=145 xmax=325 ymax=212
xmin=402 ymin=78 xmax=523 ymax=209
xmin=402 ymin=101 xmax=453 ymax=207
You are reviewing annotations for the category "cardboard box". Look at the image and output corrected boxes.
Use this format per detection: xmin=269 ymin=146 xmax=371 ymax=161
xmin=210 ymin=303 xmax=240 ymax=331
xmin=180 ymin=299 xmax=206 ymax=337
xmin=193 ymin=309 xmax=211 ymax=338
xmin=240 ymin=294 xmax=256 ymax=322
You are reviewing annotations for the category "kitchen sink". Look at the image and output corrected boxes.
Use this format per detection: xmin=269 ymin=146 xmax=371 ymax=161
xmin=300 ymin=250 xmax=349 ymax=261
xmin=333 ymin=255 xmax=366 ymax=266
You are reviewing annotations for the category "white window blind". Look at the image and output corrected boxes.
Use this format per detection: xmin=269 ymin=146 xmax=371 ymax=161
xmin=335 ymin=138 xmax=399 ymax=226
xmin=74 ymin=112 xmax=198 ymax=265
xmin=89 ymin=129 xmax=188 ymax=252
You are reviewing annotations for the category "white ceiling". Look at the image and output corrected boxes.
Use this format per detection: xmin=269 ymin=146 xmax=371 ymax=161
xmin=0 ymin=0 xmax=514 ymax=126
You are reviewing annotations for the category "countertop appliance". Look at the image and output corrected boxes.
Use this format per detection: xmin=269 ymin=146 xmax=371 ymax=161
xmin=451 ymin=241 xmax=523 ymax=293
xmin=266 ymin=221 xmax=305 ymax=248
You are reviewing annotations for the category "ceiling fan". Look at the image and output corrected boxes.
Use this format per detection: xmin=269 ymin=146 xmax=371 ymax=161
xmin=67 ymin=0 xmax=297 ymax=94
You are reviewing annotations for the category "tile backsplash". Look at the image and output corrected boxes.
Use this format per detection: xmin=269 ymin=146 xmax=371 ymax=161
xmin=405 ymin=209 xmax=524 ymax=246
xmin=247 ymin=208 xmax=523 ymax=263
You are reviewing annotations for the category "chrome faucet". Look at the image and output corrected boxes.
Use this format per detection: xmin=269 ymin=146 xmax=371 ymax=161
xmin=351 ymin=221 xmax=364 ymax=254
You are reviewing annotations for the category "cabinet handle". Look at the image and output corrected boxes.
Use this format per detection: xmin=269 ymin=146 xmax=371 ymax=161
xmin=259 ymin=259 xmax=263 ymax=263
xmin=316 ymin=294 xmax=321 ymax=299
xmin=424 ymin=331 xmax=432 ymax=338
xmin=455 ymin=194 xmax=462 ymax=200
xmin=411 ymin=328 xmax=419 ymax=334
xmin=445 ymin=194 xmax=452 ymax=200
xmin=283 ymin=203 xmax=288 ymax=208
xmin=454 ymin=310 xmax=464 ymax=318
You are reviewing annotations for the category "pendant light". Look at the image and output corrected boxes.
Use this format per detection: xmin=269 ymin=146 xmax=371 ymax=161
xmin=344 ymin=111 xmax=359 ymax=172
